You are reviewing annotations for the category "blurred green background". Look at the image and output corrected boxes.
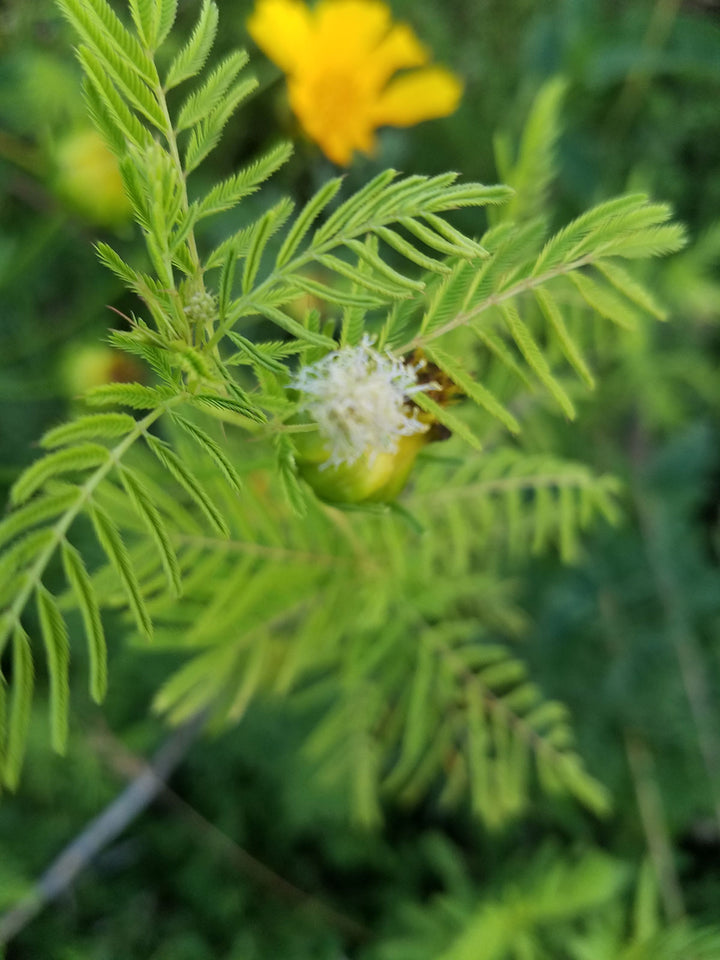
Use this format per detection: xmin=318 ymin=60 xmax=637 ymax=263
xmin=1 ymin=0 xmax=719 ymax=956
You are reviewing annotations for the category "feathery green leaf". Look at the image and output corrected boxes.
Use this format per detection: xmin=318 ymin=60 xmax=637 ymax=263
xmin=172 ymin=416 xmax=244 ymax=494
xmin=41 ymin=414 xmax=136 ymax=449
xmin=501 ymin=303 xmax=576 ymax=418
xmin=119 ymin=466 xmax=182 ymax=596
xmin=129 ymin=0 xmax=160 ymax=49
xmin=164 ymin=0 xmax=218 ymax=90
xmin=424 ymin=346 xmax=521 ymax=434
xmin=184 ymin=75 xmax=258 ymax=173
xmin=90 ymin=504 xmax=153 ymax=639
xmin=176 ymin=49 xmax=248 ymax=131
xmin=85 ymin=382 xmax=175 ymax=409
xmin=535 ymin=287 xmax=596 ymax=388
xmin=0 ymin=489 xmax=80 ymax=552
xmin=3 ymin=627 xmax=34 ymax=790
xmin=61 ymin=543 xmax=107 ymax=702
xmin=276 ymin=178 xmax=344 ymax=268
xmin=144 ymin=434 xmax=228 ymax=536
xmin=10 ymin=444 xmax=109 ymax=507
xmin=36 ymin=587 xmax=71 ymax=754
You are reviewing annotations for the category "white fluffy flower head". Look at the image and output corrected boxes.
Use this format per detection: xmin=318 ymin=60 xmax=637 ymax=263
xmin=291 ymin=337 xmax=431 ymax=468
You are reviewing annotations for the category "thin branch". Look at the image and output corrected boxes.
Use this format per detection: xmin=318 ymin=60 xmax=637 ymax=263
xmin=0 ymin=712 xmax=206 ymax=946
xmin=633 ymin=486 xmax=720 ymax=834
xmin=628 ymin=416 xmax=720 ymax=833
xmin=176 ymin=533 xmax=347 ymax=567
xmin=625 ymin=731 xmax=686 ymax=921
xmin=403 ymin=253 xmax=597 ymax=351
xmin=427 ymin=622 xmax=592 ymax=779
xmin=598 ymin=587 xmax=685 ymax=922
xmin=90 ymin=723 xmax=371 ymax=941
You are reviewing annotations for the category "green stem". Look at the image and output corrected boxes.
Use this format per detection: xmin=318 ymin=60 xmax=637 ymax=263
xmin=633 ymin=487 xmax=720 ymax=835
xmin=156 ymin=82 xmax=201 ymax=275
xmin=598 ymin=589 xmax=685 ymax=922
xmin=204 ymin=233 xmax=599 ymax=359
xmin=625 ymin=730 xmax=686 ymax=921
xmin=403 ymin=253 xmax=599 ymax=351
xmin=144 ymin=54 xmax=204 ymax=342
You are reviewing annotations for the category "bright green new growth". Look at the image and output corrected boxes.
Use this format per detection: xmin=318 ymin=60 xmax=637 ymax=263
xmin=0 ymin=0 xmax=685 ymax=830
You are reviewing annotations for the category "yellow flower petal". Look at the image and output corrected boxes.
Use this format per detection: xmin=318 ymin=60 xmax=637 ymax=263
xmin=289 ymin=74 xmax=376 ymax=165
xmin=366 ymin=23 xmax=428 ymax=89
xmin=247 ymin=0 xmax=464 ymax=164
xmin=312 ymin=0 xmax=391 ymax=64
xmin=373 ymin=66 xmax=463 ymax=127
xmin=247 ymin=0 xmax=312 ymax=73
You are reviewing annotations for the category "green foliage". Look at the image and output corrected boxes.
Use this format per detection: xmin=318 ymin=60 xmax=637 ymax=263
xmin=493 ymin=76 xmax=568 ymax=224
xmin=0 ymin=0 xmax=685 ymax=825
xmin=371 ymin=848 xmax=720 ymax=960
xmin=132 ymin=455 xmax=612 ymax=826
xmin=3 ymin=12 xmax=714 ymax=960
xmin=0 ymin=0 xmax=718 ymax=955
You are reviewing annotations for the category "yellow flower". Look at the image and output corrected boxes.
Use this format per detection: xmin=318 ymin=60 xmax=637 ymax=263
xmin=248 ymin=0 xmax=463 ymax=165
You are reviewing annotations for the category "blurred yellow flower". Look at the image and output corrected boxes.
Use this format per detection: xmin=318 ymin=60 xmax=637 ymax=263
xmin=248 ymin=0 xmax=463 ymax=165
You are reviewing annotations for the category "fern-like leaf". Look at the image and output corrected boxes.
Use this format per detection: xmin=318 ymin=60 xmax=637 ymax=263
xmin=61 ymin=543 xmax=107 ymax=702
xmin=119 ymin=466 xmax=182 ymax=596
xmin=176 ymin=49 xmax=249 ymax=131
xmin=36 ymin=587 xmax=71 ymax=753
xmin=2 ymin=627 xmax=34 ymax=791
xmin=164 ymin=0 xmax=218 ymax=90
xmin=90 ymin=503 xmax=153 ymax=639
xmin=144 ymin=434 xmax=229 ymax=536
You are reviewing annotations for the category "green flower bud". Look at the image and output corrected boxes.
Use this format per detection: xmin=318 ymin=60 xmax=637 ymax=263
xmin=295 ymin=429 xmax=430 ymax=503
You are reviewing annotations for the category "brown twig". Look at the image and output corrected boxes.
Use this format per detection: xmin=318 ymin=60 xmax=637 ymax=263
xmin=0 ymin=708 xmax=370 ymax=946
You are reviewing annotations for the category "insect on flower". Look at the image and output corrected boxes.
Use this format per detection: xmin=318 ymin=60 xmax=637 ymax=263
xmin=248 ymin=0 xmax=463 ymax=165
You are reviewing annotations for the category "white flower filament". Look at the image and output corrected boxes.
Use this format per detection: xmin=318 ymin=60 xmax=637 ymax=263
xmin=291 ymin=338 xmax=432 ymax=468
